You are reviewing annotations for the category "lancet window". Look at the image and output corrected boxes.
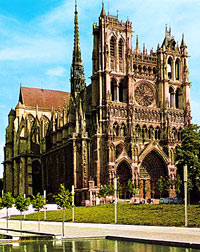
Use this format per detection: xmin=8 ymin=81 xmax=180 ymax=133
xmin=167 ymin=57 xmax=172 ymax=79
xmin=175 ymin=88 xmax=182 ymax=109
xmin=110 ymin=37 xmax=115 ymax=56
xmin=118 ymin=39 xmax=123 ymax=58
xmin=111 ymin=79 xmax=117 ymax=101
xmin=175 ymin=59 xmax=180 ymax=80
xmin=169 ymin=87 xmax=175 ymax=108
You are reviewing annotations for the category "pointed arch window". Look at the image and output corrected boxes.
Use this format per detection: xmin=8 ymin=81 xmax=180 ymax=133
xmin=155 ymin=127 xmax=161 ymax=140
xmin=110 ymin=37 xmax=115 ymax=56
xmin=119 ymin=82 xmax=123 ymax=102
xmin=119 ymin=79 xmax=128 ymax=103
xmin=118 ymin=39 xmax=123 ymax=58
xmin=148 ymin=126 xmax=154 ymax=139
xmin=175 ymin=88 xmax=182 ymax=109
xmin=111 ymin=79 xmax=117 ymax=101
xmin=169 ymin=87 xmax=175 ymax=108
xmin=167 ymin=57 xmax=172 ymax=79
xmin=175 ymin=59 xmax=180 ymax=80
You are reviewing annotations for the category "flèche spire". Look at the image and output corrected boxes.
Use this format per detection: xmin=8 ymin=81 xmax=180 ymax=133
xmin=73 ymin=0 xmax=82 ymax=66
xmin=71 ymin=0 xmax=85 ymax=95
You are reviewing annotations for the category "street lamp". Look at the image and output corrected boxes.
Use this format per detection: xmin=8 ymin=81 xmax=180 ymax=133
xmin=114 ymin=177 xmax=117 ymax=224
xmin=184 ymin=164 xmax=188 ymax=227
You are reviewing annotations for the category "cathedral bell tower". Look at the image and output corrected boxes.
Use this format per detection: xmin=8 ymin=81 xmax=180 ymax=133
xmin=157 ymin=27 xmax=190 ymax=118
xmin=91 ymin=3 xmax=133 ymax=188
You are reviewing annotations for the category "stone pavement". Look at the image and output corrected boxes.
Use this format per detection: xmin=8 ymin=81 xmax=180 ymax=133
xmin=0 ymin=219 xmax=200 ymax=248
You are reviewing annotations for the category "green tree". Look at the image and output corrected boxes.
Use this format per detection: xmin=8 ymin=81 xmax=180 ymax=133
xmin=2 ymin=192 xmax=15 ymax=231
xmin=176 ymin=124 xmax=200 ymax=202
xmin=98 ymin=185 xmax=108 ymax=199
xmin=32 ymin=193 xmax=47 ymax=231
xmin=156 ymin=176 xmax=165 ymax=198
xmin=173 ymin=174 xmax=182 ymax=197
xmin=15 ymin=195 xmax=31 ymax=231
xmin=107 ymin=184 xmax=114 ymax=196
xmin=127 ymin=179 xmax=138 ymax=198
xmin=98 ymin=184 xmax=114 ymax=199
xmin=54 ymin=184 xmax=72 ymax=237
xmin=127 ymin=179 xmax=133 ymax=196
xmin=164 ymin=176 xmax=172 ymax=195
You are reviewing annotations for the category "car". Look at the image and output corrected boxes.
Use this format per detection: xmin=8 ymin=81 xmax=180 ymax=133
xmin=173 ymin=197 xmax=179 ymax=204
xmin=159 ymin=197 xmax=175 ymax=204
xmin=163 ymin=197 xmax=170 ymax=204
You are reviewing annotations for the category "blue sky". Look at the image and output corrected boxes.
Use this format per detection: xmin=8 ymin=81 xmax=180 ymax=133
xmin=0 ymin=0 xmax=200 ymax=177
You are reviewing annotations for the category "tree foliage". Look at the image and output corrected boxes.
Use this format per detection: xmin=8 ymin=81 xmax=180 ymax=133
xmin=98 ymin=184 xmax=114 ymax=198
xmin=156 ymin=176 xmax=165 ymax=197
xmin=15 ymin=195 xmax=31 ymax=213
xmin=54 ymin=184 xmax=72 ymax=237
xmin=173 ymin=174 xmax=182 ymax=197
xmin=176 ymin=124 xmax=200 ymax=193
xmin=2 ymin=192 xmax=15 ymax=209
xmin=0 ymin=197 xmax=4 ymax=210
xmin=54 ymin=184 xmax=72 ymax=209
xmin=32 ymin=193 xmax=46 ymax=211
xmin=164 ymin=176 xmax=172 ymax=194
xmin=127 ymin=179 xmax=139 ymax=197
xmin=2 ymin=192 xmax=15 ymax=230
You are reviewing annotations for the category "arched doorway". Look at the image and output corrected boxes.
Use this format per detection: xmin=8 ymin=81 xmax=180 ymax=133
xmin=140 ymin=151 xmax=168 ymax=199
xmin=32 ymin=160 xmax=42 ymax=195
xmin=116 ymin=161 xmax=132 ymax=199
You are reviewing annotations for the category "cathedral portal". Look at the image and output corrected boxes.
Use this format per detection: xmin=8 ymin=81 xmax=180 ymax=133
xmin=140 ymin=151 xmax=168 ymax=199
xmin=116 ymin=161 xmax=132 ymax=199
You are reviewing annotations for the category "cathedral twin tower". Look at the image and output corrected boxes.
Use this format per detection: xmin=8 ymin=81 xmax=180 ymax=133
xmin=4 ymin=3 xmax=191 ymax=204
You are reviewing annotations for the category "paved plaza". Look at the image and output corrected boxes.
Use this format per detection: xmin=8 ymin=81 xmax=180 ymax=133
xmin=0 ymin=219 xmax=200 ymax=248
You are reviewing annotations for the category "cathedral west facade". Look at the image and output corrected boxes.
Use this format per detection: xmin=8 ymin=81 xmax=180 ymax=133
xmin=3 ymin=3 xmax=191 ymax=205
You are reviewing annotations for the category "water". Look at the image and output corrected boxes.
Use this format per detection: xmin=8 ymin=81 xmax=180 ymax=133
xmin=0 ymin=239 xmax=199 ymax=252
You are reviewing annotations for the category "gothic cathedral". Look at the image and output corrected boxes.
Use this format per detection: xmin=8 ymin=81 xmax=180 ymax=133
xmin=3 ymin=3 xmax=191 ymax=205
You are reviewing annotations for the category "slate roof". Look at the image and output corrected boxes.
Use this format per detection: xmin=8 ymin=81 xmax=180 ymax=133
xmin=18 ymin=86 xmax=70 ymax=110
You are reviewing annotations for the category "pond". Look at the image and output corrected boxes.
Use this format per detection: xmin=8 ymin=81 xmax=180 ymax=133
xmin=0 ymin=239 xmax=199 ymax=252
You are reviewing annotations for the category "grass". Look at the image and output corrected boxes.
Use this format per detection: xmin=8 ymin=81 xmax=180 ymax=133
xmin=12 ymin=203 xmax=200 ymax=227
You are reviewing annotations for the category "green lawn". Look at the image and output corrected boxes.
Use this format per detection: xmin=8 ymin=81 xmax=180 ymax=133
xmin=12 ymin=203 xmax=200 ymax=227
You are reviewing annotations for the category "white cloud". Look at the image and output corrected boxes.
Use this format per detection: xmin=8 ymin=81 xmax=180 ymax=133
xmin=37 ymin=0 xmax=74 ymax=30
xmin=46 ymin=66 xmax=67 ymax=77
xmin=0 ymin=38 xmax=70 ymax=62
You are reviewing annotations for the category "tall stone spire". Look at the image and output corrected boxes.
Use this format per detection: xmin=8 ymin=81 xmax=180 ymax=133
xmin=71 ymin=0 xmax=85 ymax=95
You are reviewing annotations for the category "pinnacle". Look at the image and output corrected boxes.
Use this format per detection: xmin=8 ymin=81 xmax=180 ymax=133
xmin=100 ymin=0 xmax=106 ymax=17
